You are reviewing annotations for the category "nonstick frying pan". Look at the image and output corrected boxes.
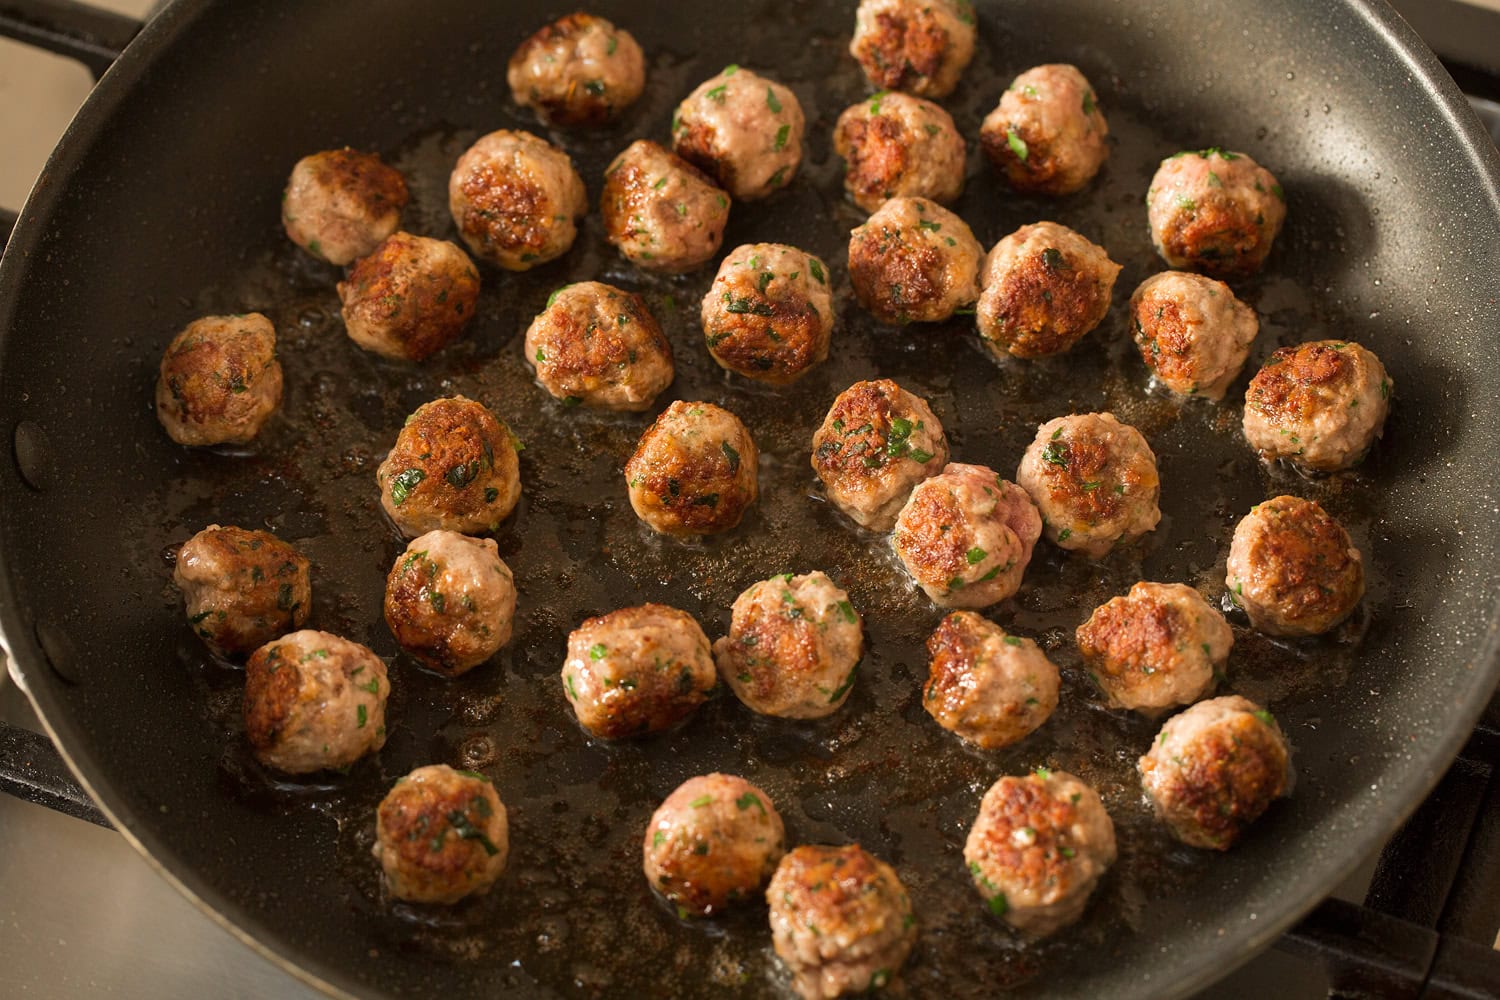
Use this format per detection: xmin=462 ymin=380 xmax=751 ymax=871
xmin=2 ymin=1 xmax=1499 ymax=997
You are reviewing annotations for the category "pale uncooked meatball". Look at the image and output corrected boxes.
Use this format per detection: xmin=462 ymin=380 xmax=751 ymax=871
xmin=507 ymin=13 xmax=646 ymax=127
xmin=174 ymin=525 xmax=310 ymax=657
xmin=700 ymin=243 xmax=834 ymax=384
xmin=714 ymin=571 xmax=864 ymax=719
xmin=384 ymin=530 xmax=517 ymax=677
xmin=1225 ymin=495 xmax=1364 ymax=637
xmin=833 ymin=90 xmax=966 ymax=213
xmin=767 ymin=844 xmax=917 ymax=1000
xmin=376 ymin=396 xmax=522 ymax=538
xmin=976 ymin=221 xmax=1120 ymax=359
xmin=602 ymin=139 xmax=731 ymax=273
xmin=281 ymin=148 xmax=408 ymax=265
xmin=850 ymin=0 xmax=977 ymax=99
xmin=643 ymin=773 xmax=786 ymax=917
xmin=963 ymin=769 xmax=1116 ymax=937
xmin=923 ymin=611 xmax=1058 ymax=748
xmin=1139 ymin=696 xmax=1291 ymax=850
xmin=243 ymin=630 xmax=388 ymax=775
xmin=1075 ymin=582 xmax=1231 ymax=715
xmin=624 ymin=401 xmax=758 ymax=537
xmin=561 ymin=604 xmax=718 ymax=739
xmin=524 ymin=281 xmax=674 ymax=411
xmin=1242 ymin=340 xmax=1392 ymax=471
xmin=337 ymin=232 xmax=480 ymax=361
xmin=449 ymin=129 xmax=587 ymax=271
xmin=980 ymin=64 xmax=1108 ymax=196
xmin=810 ymin=379 xmax=950 ymax=531
xmin=155 ymin=313 xmax=283 ymax=447
xmin=893 ymin=463 xmax=1043 ymax=608
xmin=848 ymin=196 xmax=982 ymax=324
xmin=374 ymin=765 xmax=509 ymax=903
xmin=1129 ymin=271 xmax=1258 ymax=399
xmin=672 ymin=65 xmax=804 ymax=201
xmin=1015 ymin=413 xmax=1161 ymax=558
xmin=1147 ymin=148 xmax=1286 ymax=277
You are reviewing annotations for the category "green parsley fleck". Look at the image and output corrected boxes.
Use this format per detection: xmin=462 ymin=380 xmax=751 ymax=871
xmin=966 ymin=546 xmax=987 ymax=565
xmin=590 ymin=643 xmax=608 ymax=660
xmin=389 ymin=468 xmax=426 ymax=506
xmin=1006 ymin=127 xmax=1028 ymax=162
xmin=766 ymin=87 xmax=782 ymax=113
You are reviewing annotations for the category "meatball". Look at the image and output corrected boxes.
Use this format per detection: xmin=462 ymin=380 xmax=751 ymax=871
xmin=337 ymin=232 xmax=480 ymax=362
xmin=243 ymin=630 xmax=389 ymax=775
xmin=767 ymin=844 xmax=917 ymax=1000
xmin=374 ymin=765 xmax=509 ymax=904
xmin=1015 ymin=413 xmax=1161 ymax=558
xmin=1129 ymin=271 xmax=1258 ymax=400
xmin=923 ymin=612 xmax=1058 ymax=749
xmin=643 ymin=774 xmax=786 ymax=917
xmin=524 ymin=281 xmax=673 ymax=411
xmin=507 ymin=13 xmax=646 ymax=127
xmin=833 ymin=90 xmax=966 ymax=213
xmin=1147 ymin=148 xmax=1286 ymax=277
xmin=848 ymin=196 xmax=983 ymax=324
xmin=975 ymin=221 xmax=1121 ymax=360
xmin=1225 ymin=495 xmax=1364 ymax=637
xmin=980 ymin=64 xmax=1109 ymax=196
xmin=1075 ymin=582 xmax=1232 ymax=715
xmin=1139 ymin=695 xmax=1291 ymax=850
xmin=700 ymin=243 xmax=835 ymax=385
xmin=963 ymin=769 xmax=1116 ymax=937
xmin=601 ymin=139 xmax=731 ymax=273
xmin=1242 ymin=340 xmax=1393 ymax=471
xmin=561 ymin=604 xmax=719 ymax=739
xmin=810 ymin=379 xmax=950 ymax=532
xmin=155 ymin=313 xmax=283 ymax=447
xmin=173 ymin=525 xmax=310 ymax=657
xmin=624 ymin=401 xmax=758 ymax=537
xmin=671 ymin=65 xmax=804 ymax=201
xmin=281 ymin=148 xmax=408 ymax=265
xmin=893 ymin=463 xmax=1043 ymax=608
xmin=448 ymin=129 xmax=587 ymax=271
xmin=376 ymin=396 xmax=522 ymax=538
xmin=849 ymin=0 xmax=977 ymax=99
xmin=384 ymin=530 xmax=517 ymax=677
xmin=714 ymin=571 xmax=864 ymax=719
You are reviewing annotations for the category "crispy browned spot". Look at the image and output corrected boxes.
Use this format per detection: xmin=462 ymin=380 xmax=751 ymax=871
xmin=1076 ymin=593 xmax=1184 ymax=681
xmin=546 ymin=290 xmax=665 ymax=380
xmin=379 ymin=778 xmax=495 ymax=874
xmin=969 ymin=776 xmax=1085 ymax=894
xmin=1034 ymin=431 xmax=1129 ymax=524
xmin=848 ymin=225 xmax=943 ymax=323
xmin=980 ymin=118 xmax=1066 ymax=195
xmin=1131 ymin=295 xmax=1199 ymax=384
xmin=302 ymin=148 xmax=409 ymax=217
xmin=382 ymin=399 xmax=508 ymax=520
xmin=838 ymin=114 xmax=912 ymax=209
xmin=1241 ymin=496 xmax=1363 ymax=626
xmin=509 ymin=14 xmax=617 ymax=126
xmin=340 ymin=234 xmax=479 ymax=361
xmin=895 ymin=481 xmax=974 ymax=583
xmin=1245 ymin=343 xmax=1356 ymax=425
xmin=855 ymin=9 xmax=949 ymax=91
xmin=457 ymin=166 xmax=553 ymax=257
xmin=243 ymin=642 xmax=300 ymax=753
xmin=1147 ymin=714 xmax=1287 ymax=850
xmin=985 ymin=248 xmax=1109 ymax=358
xmin=1158 ymin=193 xmax=1263 ymax=277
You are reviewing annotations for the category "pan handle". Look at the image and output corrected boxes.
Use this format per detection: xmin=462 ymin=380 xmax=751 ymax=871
xmin=0 ymin=718 xmax=110 ymax=827
xmin=0 ymin=0 xmax=142 ymax=80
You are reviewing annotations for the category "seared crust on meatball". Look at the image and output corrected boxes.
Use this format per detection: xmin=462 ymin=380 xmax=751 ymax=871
xmin=449 ymin=129 xmax=588 ymax=271
xmin=848 ymin=196 xmax=983 ymax=324
xmin=384 ymin=530 xmax=517 ymax=676
xmin=671 ymin=66 xmax=804 ymax=201
xmin=833 ymin=90 xmax=966 ymax=213
xmin=602 ymin=140 xmax=731 ymax=273
xmin=243 ymin=630 xmax=388 ymax=775
xmin=625 ymin=401 xmax=758 ymax=537
xmin=173 ymin=525 xmax=310 ymax=657
xmin=282 ymin=148 xmax=408 ymax=265
xmin=1139 ymin=696 xmax=1291 ymax=850
xmin=768 ymin=844 xmax=917 ymax=1000
xmin=507 ymin=13 xmax=646 ymax=127
xmin=701 ymin=243 xmax=834 ymax=384
xmin=1147 ymin=148 xmax=1286 ymax=277
xmin=1242 ymin=340 xmax=1392 ymax=471
xmin=714 ymin=571 xmax=864 ymax=719
xmin=644 ymin=773 xmax=786 ymax=917
xmin=1130 ymin=271 xmax=1258 ymax=400
xmin=980 ymin=64 xmax=1108 ymax=196
xmin=850 ymin=0 xmax=977 ymax=99
xmin=1226 ymin=495 xmax=1364 ymax=637
xmin=337 ymin=232 xmax=480 ymax=362
xmin=155 ymin=313 xmax=283 ymax=447
xmin=524 ymin=281 xmax=673 ymax=410
xmin=811 ymin=379 xmax=950 ymax=531
xmin=924 ymin=612 xmax=1059 ymax=748
xmin=976 ymin=221 xmax=1121 ymax=359
xmin=963 ymin=770 xmax=1117 ymax=937
xmin=374 ymin=765 xmax=509 ymax=904
xmin=561 ymin=604 xmax=718 ymax=739
xmin=376 ymin=396 xmax=522 ymax=538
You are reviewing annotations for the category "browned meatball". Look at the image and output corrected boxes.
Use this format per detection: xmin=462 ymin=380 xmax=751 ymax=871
xmin=602 ymin=139 xmax=731 ymax=273
xmin=980 ymin=64 xmax=1108 ymax=196
xmin=671 ymin=65 xmax=804 ymax=201
xmin=336 ymin=232 xmax=480 ymax=362
xmin=384 ymin=530 xmax=517 ymax=677
xmin=850 ymin=0 xmax=977 ymax=99
xmin=924 ymin=612 xmax=1058 ymax=749
xmin=833 ymin=90 xmax=966 ymax=213
xmin=1147 ymin=148 xmax=1286 ymax=277
xmin=643 ymin=774 xmax=786 ymax=918
xmin=624 ymin=401 xmax=758 ymax=537
xmin=1130 ymin=271 xmax=1259 ymax=400
xmin=1225 ymin=495 xmax=1364 ymax=636
xmin=848 ymin=196 xmax=983 ymax=324
xmin=524 ymin=281 xmax=673 ymax=411
xmin=155 ymin=313 xmax=283 ymax=447
xmin=448 ymin=129 xmax=588 ymax=271
xmin=173 ymin=525 xmax=310 ymax=657
xmin=1242 ymin=340 xmax=1393 ymax=471
xmin=700 ymin=243 xmax=835 ymax=385
xmin=506 ymin=13 xmax=646 ymax=127
xmin=976 ymin=221 xmax=1121 ymax=359
xmin=281 ymin=148 xmax=408 ymax=265
xmin=375 ymin=396 xmax=522 ymax=538
xmin=374 ymin=765 xmax=509 ymax=903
